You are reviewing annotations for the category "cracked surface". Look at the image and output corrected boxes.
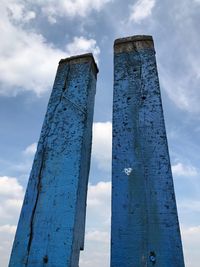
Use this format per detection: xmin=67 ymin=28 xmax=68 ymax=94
xmin=111 ymin=36 xmax=185 ymax=267
xmin=9 ymin=54 xmax=97 ymax=267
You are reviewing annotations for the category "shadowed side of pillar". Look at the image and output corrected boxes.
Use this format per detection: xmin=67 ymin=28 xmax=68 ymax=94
xmin=9 ymin=54 xmax=98 ymax=267
xmin=111 ymin=36 xmax=185 ymax=267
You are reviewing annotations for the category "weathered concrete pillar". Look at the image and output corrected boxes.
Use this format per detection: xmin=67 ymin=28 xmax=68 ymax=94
xmin=9 ymin=54 xmax=98 ymax=267
xmin=111 ymin=36 xmax=185 ymax=267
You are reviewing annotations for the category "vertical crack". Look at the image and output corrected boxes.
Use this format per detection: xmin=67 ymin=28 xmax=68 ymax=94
xmin=25 ymin=149 xmax=46 ymax=266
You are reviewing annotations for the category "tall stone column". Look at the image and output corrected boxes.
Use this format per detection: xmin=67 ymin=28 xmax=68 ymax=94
xmin=111 ymin=36 xmax=185 ymax=267
xmin=9 ymin=54 xmax=98 ymax=267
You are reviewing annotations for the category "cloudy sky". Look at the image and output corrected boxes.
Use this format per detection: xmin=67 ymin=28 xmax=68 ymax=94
xmin=0 ymin=0 xmax=200 ymax=266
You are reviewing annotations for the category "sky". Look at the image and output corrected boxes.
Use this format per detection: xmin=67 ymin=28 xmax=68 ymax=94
xmin=0 ymin=0 xmax=200 ymax=266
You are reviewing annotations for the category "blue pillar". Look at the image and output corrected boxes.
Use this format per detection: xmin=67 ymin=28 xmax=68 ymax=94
xmin=111 ymin=36 xmax=185 ymax=267
xmin=9 ymin=54 xmax=98 ymax=267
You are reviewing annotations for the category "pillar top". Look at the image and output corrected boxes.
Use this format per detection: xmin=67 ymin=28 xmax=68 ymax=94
xmin=59 ymin=53 xmax=99 ymax=74
xmin=114 ymin=35 xmax=155 ymax=53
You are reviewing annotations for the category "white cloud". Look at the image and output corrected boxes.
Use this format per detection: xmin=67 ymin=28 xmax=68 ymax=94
xmin=0 ymin=3 xmax=63 ymax=96
xmin=156 ymin=0 xmax=200 ymax=114
xmin=66 ymin=37 xmax=100 ymax=63
xmin=92 ymin=122 xmax=112 ymax=172
xmin=0 ymin=176 xmax=24 ymax=267
xmin=172 ymin=162 xmax=198 ymax=177
xmin=0 ymin=2 xmax=100 ymax=96
xmin=181 ymin=225 xmax=200 ymax=267
xmin=4 ymin=143 xmax=38 ymax=175
xmin=87 ymin=181 xmax=111 ymax=209
xmin=23 ymin=142 xmax=37 ymax=156
xmin=160 ymin=67 xmax=200 ymax=114
xmin=86 ymin=230 xmax=109 ymax=243
xmin=32 ymin=0 xmax=112 ymax=22
xmin=179 ymin=200 xmax=200 ymax=213
xmin=0 ymin=224 xmax=16 ymax=234
xmin=7 ymin=1 xmax=36 ymax=22
xmin=86 ymin=181 xmax=111 ymax=226
xmin=182 ymin=225 xmax=200 ymax=245
xmin=5 ymin=0 xmax=112 ymax=24
xmin=80 ymin=250 xmax=109 ymax=267
xmin=0 ymin=176 xmax=23 ymax=222
xmin=0 ymin=176 xmax=24 ymax=199
xmin=0 ymin=225 xmax=16 ymax=266
xmin=129 ymin=0 xmax=156 ymax=23
xmin=80 ymin=181 xmax=111 ymax=267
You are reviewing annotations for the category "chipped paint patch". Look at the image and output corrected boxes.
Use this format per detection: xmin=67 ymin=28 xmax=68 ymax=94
xmin=111 ymin=36 xmax=185 ymax=267
xmin=123 ymin=168 xmax=133 ymax=176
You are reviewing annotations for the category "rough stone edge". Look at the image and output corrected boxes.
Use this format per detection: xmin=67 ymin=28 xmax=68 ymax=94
xmin=59 ymin=53 xmax=99 ymax=77
xmin=114 ymin=35 xmax=155 ymax=53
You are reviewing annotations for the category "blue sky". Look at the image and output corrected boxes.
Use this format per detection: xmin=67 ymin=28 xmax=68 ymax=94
xmin=0 ymin=0 xmax=200 ymax=266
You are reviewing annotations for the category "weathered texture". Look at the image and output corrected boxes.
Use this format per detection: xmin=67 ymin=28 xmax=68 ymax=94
xmin=9 ymin=53 xmax=98 ymax=267
xmin=111 ymin=36 xmax=185 ymax=267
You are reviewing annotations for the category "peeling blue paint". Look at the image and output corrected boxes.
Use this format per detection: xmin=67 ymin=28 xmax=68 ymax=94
xmin=111 ymin=36 xmax=185 ymax=267
xmin=9 ymin=54 xmax=98 ymax=267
